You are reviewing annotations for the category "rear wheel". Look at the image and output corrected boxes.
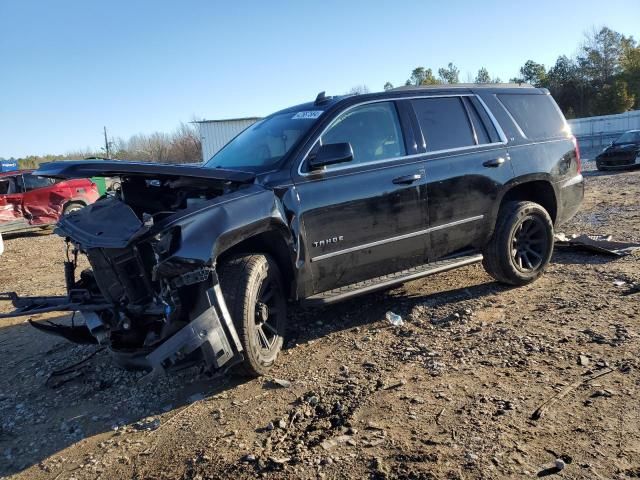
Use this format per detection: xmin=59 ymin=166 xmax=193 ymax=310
xmin=218 ymin=254 xmax=287 ymax=377
xmin=482 ymin=201 xmax=554 ymax=286
xmin=63 ymin=202 xmax=85 ymax=215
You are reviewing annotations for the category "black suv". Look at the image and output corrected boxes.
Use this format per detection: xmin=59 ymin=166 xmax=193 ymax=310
xmin=1 ymin=84 xmax=583 ymax=376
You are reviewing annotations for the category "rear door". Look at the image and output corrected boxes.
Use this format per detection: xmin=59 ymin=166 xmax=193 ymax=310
xmin=20 ymin=173 xmax=65 ymax=225
xmin=293 ymin=101 xmax=429 ymax=294
xmin=409 ymin=95 xmax=513 ymax=260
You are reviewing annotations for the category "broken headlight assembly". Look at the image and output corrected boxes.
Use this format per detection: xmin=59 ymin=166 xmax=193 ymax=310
xmin=150 ymin=226 xmax=181 ymax=258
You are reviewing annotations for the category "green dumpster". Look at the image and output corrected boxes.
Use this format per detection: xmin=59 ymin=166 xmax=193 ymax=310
xmin=91 ymin=177 xmax=107 ymax=196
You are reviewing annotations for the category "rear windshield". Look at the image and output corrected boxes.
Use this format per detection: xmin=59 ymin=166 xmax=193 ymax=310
xmin=497 ymin=93 xmax=568 ymax=140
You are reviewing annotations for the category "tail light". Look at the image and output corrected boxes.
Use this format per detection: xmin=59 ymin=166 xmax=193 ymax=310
xmin=571 ymin=135 xmax=581 ymax=173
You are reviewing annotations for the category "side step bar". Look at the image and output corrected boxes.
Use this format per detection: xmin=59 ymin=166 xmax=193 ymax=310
xmin=303 ymin=253 xmax=483 ymax=306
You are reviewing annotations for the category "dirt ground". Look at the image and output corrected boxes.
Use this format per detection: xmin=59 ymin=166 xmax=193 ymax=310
xmin=1 ymin=161 xmax=639 ymax=480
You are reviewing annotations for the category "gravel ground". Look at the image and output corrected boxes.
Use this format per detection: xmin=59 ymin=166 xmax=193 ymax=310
xmin=0 ymin=162 xmax=639 ymax=480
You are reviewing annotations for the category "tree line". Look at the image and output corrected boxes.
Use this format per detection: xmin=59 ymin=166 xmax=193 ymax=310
xmin=12 ymin=122 xmax=202 ymax=170
xmin=383 ymin=26 xmax=639 ymax=119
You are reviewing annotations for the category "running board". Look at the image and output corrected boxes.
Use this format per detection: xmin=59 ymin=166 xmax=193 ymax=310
xmin=303 ymin=253 xmax=483 ymax=306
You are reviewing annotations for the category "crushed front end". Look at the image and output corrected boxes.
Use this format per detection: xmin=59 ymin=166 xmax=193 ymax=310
xmin=0 ymin=164 xmax=253 ymax=374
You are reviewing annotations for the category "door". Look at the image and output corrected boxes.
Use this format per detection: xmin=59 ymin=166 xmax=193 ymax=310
xmin=409 ymin=95 xmax=513 ymax=260
xmin=21 ymin=173 xmax=64 ymax=225
xmin=0 ymin=175 xmax=27 ymax=231
xmin=293 ymin=101 xmax=428 ymax=294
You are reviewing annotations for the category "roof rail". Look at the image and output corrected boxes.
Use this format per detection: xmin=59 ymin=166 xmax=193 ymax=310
xmin=391 ymin=83 xmax=535 ymax=91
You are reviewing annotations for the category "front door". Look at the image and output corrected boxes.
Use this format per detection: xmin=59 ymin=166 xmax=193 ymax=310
xmin=293 ymin=101 xmax=428 ymax=294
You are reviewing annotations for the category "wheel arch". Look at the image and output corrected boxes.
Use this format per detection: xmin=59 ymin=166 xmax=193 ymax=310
xmin=496 ymin=177 xmax=557 ymax=223
xmin=216 ymin=228 xmax=297 ymax=300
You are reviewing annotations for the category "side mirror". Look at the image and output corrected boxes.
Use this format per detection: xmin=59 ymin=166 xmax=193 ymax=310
xmin=309 ymin=143 xmax=353 ymax=170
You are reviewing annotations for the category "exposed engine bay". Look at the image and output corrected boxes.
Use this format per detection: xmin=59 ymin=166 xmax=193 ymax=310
xmin=0 ymin=164 xmax=260 ymax=374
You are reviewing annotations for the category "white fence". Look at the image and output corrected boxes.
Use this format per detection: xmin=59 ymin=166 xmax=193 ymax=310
xmin=568 ymin=110 xmax=640 ymax=157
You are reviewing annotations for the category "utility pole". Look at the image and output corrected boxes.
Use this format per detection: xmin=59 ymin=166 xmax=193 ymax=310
xmin=103 ymin=126 xmax=111 ymax=159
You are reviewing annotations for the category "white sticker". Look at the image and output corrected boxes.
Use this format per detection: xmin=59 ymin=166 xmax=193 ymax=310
xmin=292 ymin=110 xmax=323 ymax=120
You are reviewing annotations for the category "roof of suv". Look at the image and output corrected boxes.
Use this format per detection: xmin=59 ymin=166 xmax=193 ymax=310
xmin=273 ymin=83 xmax=544 ymax=118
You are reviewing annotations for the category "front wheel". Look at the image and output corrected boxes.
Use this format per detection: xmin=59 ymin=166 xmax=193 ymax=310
xmin=218 ymin=254 xmax=287 ymax=377
xmin=482 ymin=201 xmax=554 ymax=286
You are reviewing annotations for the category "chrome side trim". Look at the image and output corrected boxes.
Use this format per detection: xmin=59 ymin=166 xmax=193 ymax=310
xmin=475 ymin=94 xmax=509 ymax=143
xmin=297 ymin=94 xmax=508 ymax=177
xmin=310 ymin=215 xmax=484 ymax=262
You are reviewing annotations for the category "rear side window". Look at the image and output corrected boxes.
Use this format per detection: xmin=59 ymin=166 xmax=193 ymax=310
xmin=23 ymin=174 xmax=54 ymax=191
xmin=411 ymin=97 xmax=476 ymax=152
xmin=497 ymin=94 xmax=567 ymax=140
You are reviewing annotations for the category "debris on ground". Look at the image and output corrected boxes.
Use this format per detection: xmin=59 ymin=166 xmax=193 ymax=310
xmin=266 ymin=378 xmax=292 ymax=389
xmin=554 ymin=232 xmax=640 ymax=256
xmin=531 ymin=368 xmax=615 ymax=420
xmin=385 ymin=311 xmax=404 ymax=326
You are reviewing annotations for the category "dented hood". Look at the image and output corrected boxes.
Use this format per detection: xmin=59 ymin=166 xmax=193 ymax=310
xmin=35 ymin=160 xmax=256 ymax=184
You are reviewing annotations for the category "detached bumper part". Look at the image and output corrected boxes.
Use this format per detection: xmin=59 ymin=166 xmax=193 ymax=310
xmin=0 ymin=291 xmax=110 ymax=318
xmin=146 ymin=286 xmax=243 ymax=373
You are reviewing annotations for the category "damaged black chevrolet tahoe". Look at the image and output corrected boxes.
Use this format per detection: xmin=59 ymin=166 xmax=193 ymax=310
xmin=0 ymin=84 xmax=584 ymax=377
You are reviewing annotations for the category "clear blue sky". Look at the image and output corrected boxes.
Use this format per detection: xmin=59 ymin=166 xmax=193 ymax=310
xmin=1 ymin=0 xmax=638 ymax=158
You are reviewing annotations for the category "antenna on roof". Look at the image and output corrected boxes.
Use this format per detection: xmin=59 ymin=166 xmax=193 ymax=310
xmin=314 ymin=91 xmax=331 ymax=105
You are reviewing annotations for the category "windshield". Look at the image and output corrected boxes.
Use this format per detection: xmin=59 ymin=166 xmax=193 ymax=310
xmin=614 ymin=131 xmax=640 ymax=144
xmin=204 ymin=111 xmax=323 ymax=171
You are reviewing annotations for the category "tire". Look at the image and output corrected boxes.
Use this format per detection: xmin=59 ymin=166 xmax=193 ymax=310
xmin=63 ymin=202 xmax=84 ymax=215
xmin=482 ymin=201 xmax=554 ymax=286
xmin=218 ymin=254 xmax=287 ymax=377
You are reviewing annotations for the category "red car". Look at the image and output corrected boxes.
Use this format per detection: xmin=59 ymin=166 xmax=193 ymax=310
xmin=0 ymin=170 xmax=100 ymax=234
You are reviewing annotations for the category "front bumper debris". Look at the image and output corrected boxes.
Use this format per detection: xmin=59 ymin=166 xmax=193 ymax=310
xmin=0 ymin=279 xmax=244 ymax=374
xmin=145 ymin=284 xmax=243 ymax=374
xmin=0 ymin=291 xmax=110 ymax=318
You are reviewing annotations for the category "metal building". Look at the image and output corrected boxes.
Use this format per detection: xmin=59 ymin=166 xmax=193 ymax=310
xmin=196 ymin=117 xmax=261 ymax=162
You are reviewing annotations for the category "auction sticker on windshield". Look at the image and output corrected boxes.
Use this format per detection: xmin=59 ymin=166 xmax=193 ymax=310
xmin=292 ymin=111 xmax=323 ymax=120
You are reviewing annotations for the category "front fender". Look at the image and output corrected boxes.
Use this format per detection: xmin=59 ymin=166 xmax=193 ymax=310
xmin=156 ymin=186 xmax=293 ymax=276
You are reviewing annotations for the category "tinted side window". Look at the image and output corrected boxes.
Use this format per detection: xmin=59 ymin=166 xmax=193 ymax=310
xmin=23 ymin=174 xmax=54 ymax=191
xmin=411 ymin=97 xmax=475 ymax=151
xmin=497 ymin=93 xmax=567 ymax=140
xmin=320 ymin=102 xmax=405 ymax=166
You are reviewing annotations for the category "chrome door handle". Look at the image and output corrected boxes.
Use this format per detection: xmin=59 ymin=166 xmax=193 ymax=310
xmin=483 ymin=157 xmax=506 ymax=168
xmin=392 ymin=173 xmax=423 ymax=185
